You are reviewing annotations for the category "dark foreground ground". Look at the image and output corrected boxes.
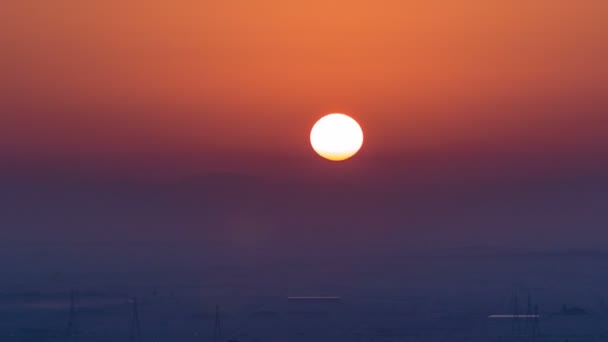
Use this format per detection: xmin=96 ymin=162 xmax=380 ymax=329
xmin=2 ymin=247 xmax=608 ymax=342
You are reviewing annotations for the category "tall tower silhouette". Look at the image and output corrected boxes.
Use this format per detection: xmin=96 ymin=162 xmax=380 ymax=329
xmin=532 ymin=304 xmax=540 ymax=338
xmin=129 ymin=297 xmax=142 ymax=341
xmin=66 ymin=290 xmax=79 ymax=341
xmin=524 ymin=294 xmax=533 ymax=335
xmin=213 ymin=305 xmax=222 ymax=342
xmin=509 ymin=293 xmax=520 ymax=337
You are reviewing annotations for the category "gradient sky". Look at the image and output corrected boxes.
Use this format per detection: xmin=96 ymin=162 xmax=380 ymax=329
xmin=2 ymin=0 xmax=608 ymax=267
xmin=1 ymin=0 xmax=607 ymax=182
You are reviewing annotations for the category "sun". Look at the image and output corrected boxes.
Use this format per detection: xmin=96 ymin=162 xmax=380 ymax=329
xmin=310 ymin=113 xmax=364 ymax=161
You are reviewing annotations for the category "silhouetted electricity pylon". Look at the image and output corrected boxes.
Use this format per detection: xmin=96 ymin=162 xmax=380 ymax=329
xmin=510 ymin=293 xmax=520 ymax=336
xmin=213 ymin=305 xmax=222 ymax=342
xmin=129 ymin=297 xmax=142 ymax=341
xmin=524 ymin=294 xmax=533 ymax=335
xmin=531 ymin=304 xmax=540 ymax=338
xmin=66 ymin=290 xmax=79 ymax=341
xmin=509 ymin=292 xmax=540 ymax=340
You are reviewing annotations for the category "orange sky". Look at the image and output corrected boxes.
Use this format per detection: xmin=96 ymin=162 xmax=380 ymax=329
xmin=1 ymin=0 xmax=607 ymax=180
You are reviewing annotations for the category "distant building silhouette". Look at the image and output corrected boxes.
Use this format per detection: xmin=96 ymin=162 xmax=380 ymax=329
xmin=562 ymin=304 xmax=587 ymax=315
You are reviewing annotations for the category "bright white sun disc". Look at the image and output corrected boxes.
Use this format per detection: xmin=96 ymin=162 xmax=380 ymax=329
xmin=310 ymin=113 xmax=364 ymax=161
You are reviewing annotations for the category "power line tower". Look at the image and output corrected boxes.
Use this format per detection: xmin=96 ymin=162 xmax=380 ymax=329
xmin=129 ymin=297 xmax=142 ymax=341
xmin=531 ymin=304 xmax=540 ymax=339
xmin=509 ymin=293 xmax=520 ymax=337
xmin=213 ymin=305 xmax=222 ymax=342
xmin=66 ymin=290 xmax=79 ymax=341
xmin=524 ymin=294 xmax=533 ymax=337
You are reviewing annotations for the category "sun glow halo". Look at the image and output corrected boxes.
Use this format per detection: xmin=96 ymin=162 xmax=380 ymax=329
xmin=310 ymin=113 xmax=364 ymax=161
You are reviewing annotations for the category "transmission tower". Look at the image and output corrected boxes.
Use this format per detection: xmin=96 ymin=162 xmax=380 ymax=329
xmin=213 ymin=305 xmax=222 ymax=342
xmin=524 ymin=294 xmax=533 ymax=336
xmin=66 ymin=290 xmax=79 ymax=341
xmin=509 ymin=293 xmax=520 ymax=337
xmin=531 ymin=304 xmax=540 ymax=338
xmin=129 ymin=297 xmax=142 ymax=341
